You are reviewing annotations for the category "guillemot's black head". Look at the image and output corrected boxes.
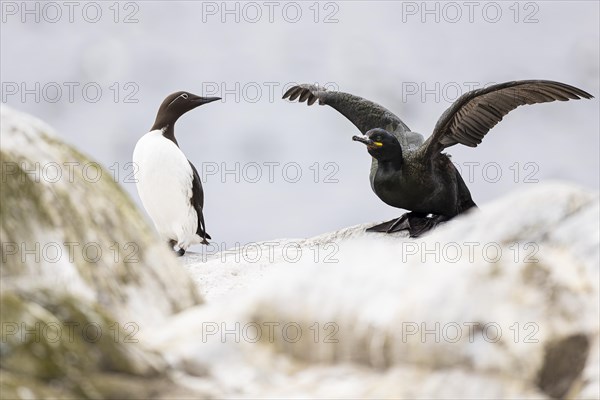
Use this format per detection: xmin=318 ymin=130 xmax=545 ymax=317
xmin=352 ymin=128 xmax=403 ymax=163
xmin=151 ymin=91 xmax=220 ymax=132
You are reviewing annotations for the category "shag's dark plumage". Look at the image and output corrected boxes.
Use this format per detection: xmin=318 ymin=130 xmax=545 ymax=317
xmin=283 ymin=80 xmax=593 ymax=237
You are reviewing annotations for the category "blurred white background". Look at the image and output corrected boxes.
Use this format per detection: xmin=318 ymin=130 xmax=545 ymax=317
xmin=2 ymin=1 xmax=598 ymax=250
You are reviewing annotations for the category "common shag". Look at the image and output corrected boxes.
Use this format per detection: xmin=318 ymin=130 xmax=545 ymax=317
xmin=283 ymin=80 xmax=593 ymax=237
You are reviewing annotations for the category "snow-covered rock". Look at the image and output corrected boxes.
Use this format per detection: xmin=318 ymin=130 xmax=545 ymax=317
xmin=2 ymin=107 xmax=598 ymax=399
xmin=156 ymin=182 xmax=599 ymax=399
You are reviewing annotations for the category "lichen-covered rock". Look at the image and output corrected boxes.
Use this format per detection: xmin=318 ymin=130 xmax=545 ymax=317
xmin=0 ymin=106 xmax=205 ymax=398
xmin=0 ymin=106 xmax=202 ymax=327
xmin=0 ymin=289 xmax=174 ymax=399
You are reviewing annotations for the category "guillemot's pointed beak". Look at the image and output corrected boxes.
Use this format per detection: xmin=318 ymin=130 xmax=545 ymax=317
xmin=194 ymin=96 xmax=221 ymax=105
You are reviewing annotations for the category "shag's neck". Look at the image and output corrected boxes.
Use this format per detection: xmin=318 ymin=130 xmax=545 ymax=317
xmin=377 ymin=156 xmax=403 ymax=172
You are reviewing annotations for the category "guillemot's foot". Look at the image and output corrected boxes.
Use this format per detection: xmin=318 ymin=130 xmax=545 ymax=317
xmin=168 ymin=240 xmax=186 ymax=257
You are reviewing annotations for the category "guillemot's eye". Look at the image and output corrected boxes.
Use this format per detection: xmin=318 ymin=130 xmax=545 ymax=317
xmin=181 ymin=93 xmax=189 ymax=100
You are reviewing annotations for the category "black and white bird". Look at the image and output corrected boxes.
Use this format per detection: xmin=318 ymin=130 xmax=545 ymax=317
xmin=133 ymin=91 xmax=220 ymax=256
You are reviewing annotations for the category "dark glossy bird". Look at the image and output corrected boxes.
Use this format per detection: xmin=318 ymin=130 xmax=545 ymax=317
xmin=133 ymin=91 xmax=220 ymax=256
xmin=283 ymin=80 xmax=593 ymax=237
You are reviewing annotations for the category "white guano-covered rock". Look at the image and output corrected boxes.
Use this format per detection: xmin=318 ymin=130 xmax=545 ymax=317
xmin=2 ymin=106 xmax=598 ymax=399
xmin=156 ymin=182 xmax=599 ymax=399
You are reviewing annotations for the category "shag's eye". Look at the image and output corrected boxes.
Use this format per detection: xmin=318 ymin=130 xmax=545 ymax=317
xmin=181 ymin=93 xmax=189 ymax=100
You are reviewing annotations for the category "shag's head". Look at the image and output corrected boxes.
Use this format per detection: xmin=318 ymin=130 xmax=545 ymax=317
xmin=152 ymin=91 xmax=220 ymax=131
xmin=352 ymin=128 xmax=402 ymax=162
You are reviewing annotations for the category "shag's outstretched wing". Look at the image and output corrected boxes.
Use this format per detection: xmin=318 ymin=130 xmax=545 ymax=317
xmin=283 ymin=84 xmax=412 ymax=139
xmin=421 ymin=80 xmax=593 ymax=157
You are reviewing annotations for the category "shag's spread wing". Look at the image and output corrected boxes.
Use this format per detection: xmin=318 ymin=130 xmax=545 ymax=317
xmin=421 ymin=80 xmax=593 ymax=157
xmin=283 ymin=84 xmax=411 ymax=136
xmin=189 ymin=161 xmax=210 ymax=243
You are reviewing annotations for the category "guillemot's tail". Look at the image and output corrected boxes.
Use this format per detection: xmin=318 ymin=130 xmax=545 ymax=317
xmin=200 ymin=233 xmax=211 ymax=245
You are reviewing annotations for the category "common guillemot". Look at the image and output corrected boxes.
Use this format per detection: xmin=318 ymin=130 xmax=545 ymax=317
xmin=283 ymin=80 xmax=593 ymax=237
xmin=133 ymin=91 xmax=220 ymax=255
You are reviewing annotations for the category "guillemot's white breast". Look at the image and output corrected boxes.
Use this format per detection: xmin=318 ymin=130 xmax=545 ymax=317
xmin=133 ymin=129 xmax=200 ymax=249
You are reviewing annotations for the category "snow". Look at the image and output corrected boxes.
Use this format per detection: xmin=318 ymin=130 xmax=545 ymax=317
xmin=141 ymin=181 xmax=600 ymax=398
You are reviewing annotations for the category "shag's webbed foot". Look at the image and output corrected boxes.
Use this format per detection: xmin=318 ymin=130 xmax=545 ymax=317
xmin=367 ymin=212 xmax=449 ymax=237
xmin=406 ymin=214 xmax=452 ymax=238
xmin=387 ymin=213 xmax=413 ymax=233
xmin=367 ymin=212 xmax=418 ymax=234
xmin=366 ymin=215 xmax=408 ymax=233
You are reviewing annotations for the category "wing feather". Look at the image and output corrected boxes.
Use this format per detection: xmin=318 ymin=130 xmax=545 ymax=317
xmin=282 ymin=84 xmax=411 ymax=135
xmin=421 ymin=80 xmax=593 ymax=157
